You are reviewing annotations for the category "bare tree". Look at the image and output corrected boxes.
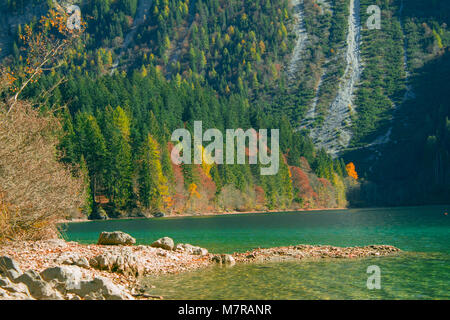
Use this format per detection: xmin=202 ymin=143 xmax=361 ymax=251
xmin=0 ymin=98 xmax=86 ymax=242
xmin=0 ymin=5 xmax=86 ymax=242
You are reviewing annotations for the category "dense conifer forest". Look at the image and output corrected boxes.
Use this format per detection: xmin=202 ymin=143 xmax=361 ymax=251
xmin=0 ymin=0 xmax=448 ymax=219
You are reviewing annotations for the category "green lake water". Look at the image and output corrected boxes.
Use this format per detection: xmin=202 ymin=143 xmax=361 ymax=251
xmin=63 ymin=206 xmax=450 ymax=299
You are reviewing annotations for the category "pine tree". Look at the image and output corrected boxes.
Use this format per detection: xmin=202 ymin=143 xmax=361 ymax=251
xmin=100 ymin=106 xmax=134 ymax=209
xmin=106 ymin=126 xmax=133 ymax=208
xmin=59 ymin=110 xmax=77 ymax=165
xmin=74 ymin=113 xmax=108 ymax=206
xmin=79 ymin=155 xmax=93 ymax=216
xmin=113 ymin=106 xmax=131 ymax=141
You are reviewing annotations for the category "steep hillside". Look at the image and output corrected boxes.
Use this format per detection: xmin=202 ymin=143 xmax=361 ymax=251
xmin=0 ymin=0 xmax=354 ymax=219
xmin=309 ymin=0 xmax=362 ymax=156
xmin=288 ymin=0 xmax=449 ymax=205
xmin=344 ymin=0 xmax=450 ymax=205
xmin=0 ymin=0 xmax=448 ymax=211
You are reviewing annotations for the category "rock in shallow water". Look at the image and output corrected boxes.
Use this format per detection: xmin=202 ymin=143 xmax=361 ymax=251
xmin=212 ymin=254 xmax=235 ymax=266
xmin=174 ymin=243 xmax=208 ymax=256
xmin=97 ymin=231 xmax=136 ymax=246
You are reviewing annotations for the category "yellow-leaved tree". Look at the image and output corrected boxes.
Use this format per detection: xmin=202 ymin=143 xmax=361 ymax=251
xmin=7 ymin=7 xmax=84 ymax=111
xmin=138 ymin=134 xmax=170 ymax=213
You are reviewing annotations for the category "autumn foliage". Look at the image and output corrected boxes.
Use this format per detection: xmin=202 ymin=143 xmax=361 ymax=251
xmin=346 ymin=162 xmax=359 ymax=180
xmin=7 ymin=7 xmax=84 ymax=110
xmin=290 ymin=166 xmax=317 ymax=207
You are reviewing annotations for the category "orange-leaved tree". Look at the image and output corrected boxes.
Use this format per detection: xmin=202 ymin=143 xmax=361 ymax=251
xmin=346 ymin=162 xmax=359 ymax=180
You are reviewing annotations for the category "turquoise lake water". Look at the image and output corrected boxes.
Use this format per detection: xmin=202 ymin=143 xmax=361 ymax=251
xmin=63 ymin=206 xmax=450 ymax=299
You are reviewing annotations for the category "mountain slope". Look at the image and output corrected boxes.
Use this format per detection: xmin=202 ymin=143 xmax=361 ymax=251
xmin=309 ymin=0 xmax=362 ymax=156
xmin=1 ymin=0 xmax=448 ymax=209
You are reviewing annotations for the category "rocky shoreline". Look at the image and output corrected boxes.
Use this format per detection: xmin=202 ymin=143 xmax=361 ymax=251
xmin=0 ymin=232 xmax=401 ymax=300
xmin=234 ymin=244 xmax=401 ymax=263
xmin=59 ymin=207 xmax=348 ymax=224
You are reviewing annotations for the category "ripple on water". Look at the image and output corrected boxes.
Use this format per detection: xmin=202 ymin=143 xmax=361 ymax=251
xmin=143 ymin=252 xmax=450 ymax=300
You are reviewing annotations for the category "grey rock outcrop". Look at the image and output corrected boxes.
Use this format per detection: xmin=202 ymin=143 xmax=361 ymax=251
xmin=192 ymin=247 xmax=209 ymax=256
xmin=0 ymin=256 xmax=23 ymax=280
xmin=0 ymin=255 xmax=135 ymax=300
xmin=0 ymin=276 xmax=32 ymax=299
xmin=89 ymin=251 xmax=143 ymax=277
xmin=69 ymin=276 xmax=133 ymax=300
xmin=151 ymin=237 xmax=175 ymax=251
xmin=15 ymin=270 xmax=64 ymax=300
xmin=55 ymin=252 xmax=90 ymax=268
xmin=0 ymin=287 xmax=33 ymax=300
xmin=97 ymin=231 xmax=136 ymax=246
xmin=174 ymin=243 xmax=208 ymax=256
xmin=212 ymin=254 xmax=236 ymax=266
xmin=40 ymin=266 xmax=83 ymax=284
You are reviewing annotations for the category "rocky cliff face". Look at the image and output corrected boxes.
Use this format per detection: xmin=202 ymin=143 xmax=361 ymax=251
xmin=308 ymin=0 xmax=362 ymax=157
xmin=287 ymin=0 xmax=308 ymax=81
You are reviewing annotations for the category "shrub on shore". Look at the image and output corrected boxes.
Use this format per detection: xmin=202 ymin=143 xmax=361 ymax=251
xmin=0 ymin=101 xmax=85 ymax=243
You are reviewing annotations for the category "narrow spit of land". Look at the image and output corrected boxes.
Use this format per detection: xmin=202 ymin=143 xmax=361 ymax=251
xmin=0 ymin=238 xmax=401 ymax=300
